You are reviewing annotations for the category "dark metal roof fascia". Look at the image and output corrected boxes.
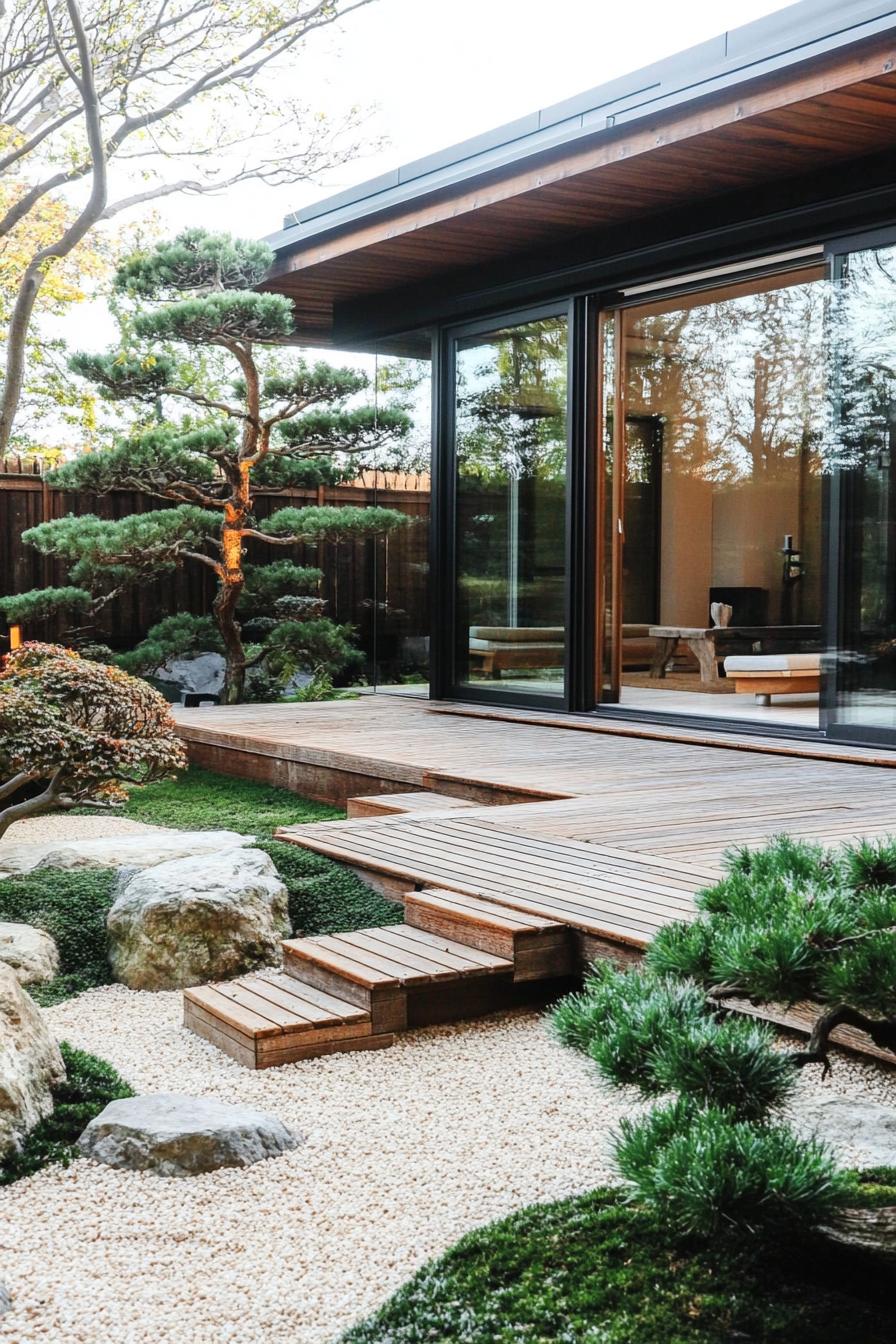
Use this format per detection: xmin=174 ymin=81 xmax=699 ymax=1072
xmin=266 ymin=1 xmax=896 ymax=255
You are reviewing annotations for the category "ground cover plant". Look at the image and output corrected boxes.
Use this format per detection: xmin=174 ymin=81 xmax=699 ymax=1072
xmin=0 ymin=1042 xmax=134 ymax=1186
xmin=0 ymin=766 xmax=402 ymax=1005
xmin=340 ymin=1186 xmax=896 ymax=1344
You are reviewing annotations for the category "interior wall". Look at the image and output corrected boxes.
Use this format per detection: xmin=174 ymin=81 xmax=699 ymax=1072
xmin=658 ymin=474 xmax=712 ymax=625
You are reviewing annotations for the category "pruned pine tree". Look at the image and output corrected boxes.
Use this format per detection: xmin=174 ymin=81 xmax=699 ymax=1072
xmin=552 ymin=832 xmax=896 ymax=1237
xmin=19 ymin=230 xmax=411 ymax=703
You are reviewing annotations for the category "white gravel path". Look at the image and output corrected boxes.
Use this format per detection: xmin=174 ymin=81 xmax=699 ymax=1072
xmin=0 ymin=814 xmax=163 ymax=848
xmin=2 ymin=987 xmax=895 ymax=1344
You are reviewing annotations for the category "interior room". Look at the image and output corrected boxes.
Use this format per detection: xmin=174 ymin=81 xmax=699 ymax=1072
xmin=603 ymin=263 xmax=828 ymax=729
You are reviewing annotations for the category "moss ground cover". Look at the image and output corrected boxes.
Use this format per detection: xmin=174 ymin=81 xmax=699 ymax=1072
xmin=0 ymin=1043 xmax=134 ymax=1186
xmin=340 ymin=1187 xmax=896 ymax=1344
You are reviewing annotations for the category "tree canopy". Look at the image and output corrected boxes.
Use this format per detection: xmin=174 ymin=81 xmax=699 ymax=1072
xmin=0 ymin=0 xmax=379 ymax=450
xmin=19 ymin=229 xmax=411 ymax=702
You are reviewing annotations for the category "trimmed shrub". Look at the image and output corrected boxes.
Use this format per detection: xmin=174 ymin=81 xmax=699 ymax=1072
xmin=615 ymin=1102 xmax=847 ymax=1237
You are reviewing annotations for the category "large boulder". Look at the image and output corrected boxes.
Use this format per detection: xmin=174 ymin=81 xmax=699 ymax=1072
xmin=0 ymin=922 xmax=59 ymax=985
xmin=793 ymin=1095 xmax=896 ymax=1167
xmin=0 ymin=829 xmax=253 ymax=877
xmin=0 ymin=963 xmax=65 ymax=1160
xmin=107 ymin=848 xmax=290 ymax=991
xmin=78 ymin=1093 xmax=299 ymax=1176
xmin=154 ymin=652 xmax=225 ymax=697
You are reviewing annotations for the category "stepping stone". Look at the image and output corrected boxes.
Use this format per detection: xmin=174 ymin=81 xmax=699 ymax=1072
xmin=79 ymin=1093 xmax=300 ymax=1177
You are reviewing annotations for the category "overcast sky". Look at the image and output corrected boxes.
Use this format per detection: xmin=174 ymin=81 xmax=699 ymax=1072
xmin=194 ymin=0 xmax=795 ymax=239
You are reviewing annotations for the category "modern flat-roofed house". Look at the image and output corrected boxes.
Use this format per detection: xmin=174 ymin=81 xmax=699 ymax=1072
xmin=261 ymin=0 xmax=896 ymax=749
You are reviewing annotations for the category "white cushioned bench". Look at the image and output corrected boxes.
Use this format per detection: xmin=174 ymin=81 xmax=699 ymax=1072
xmin=723 ymin=653 xmax=821 ymax=704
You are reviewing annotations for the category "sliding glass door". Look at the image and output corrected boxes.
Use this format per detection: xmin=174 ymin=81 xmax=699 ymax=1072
xmin=599 ymin=264 xmax=827 ymax=730
xmin=451 ymin=310 xmax=569 ymax=701
xmin=826 ymin=235 xmax=896 ymax=741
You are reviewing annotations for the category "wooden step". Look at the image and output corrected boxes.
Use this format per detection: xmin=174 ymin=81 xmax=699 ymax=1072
xmin=282 ymin=924 xmax=514 ymax=1032
xmin=183 ymin=970 xmax=393 ymax=1069
xmin=347 ymin=790 xmax=477 ymax=819
xmin=405 ymin=888 xmax=574 ymax=980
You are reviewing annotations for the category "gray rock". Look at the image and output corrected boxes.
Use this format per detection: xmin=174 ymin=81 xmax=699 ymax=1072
xmin=0 ymin=922 xmax=59 ymax=985
xmin=154 ymin=652 xmax=225 ymax=696
xmin=78 ymin=1093 xmax=299 ymax=1177
xmin=794 ymin=1096 xmax=896 ymax=1167
xmin=107 ymin=848 xmax=290 ymax=991
xmin=0 ymin=1282 xmax=10 ymax=1317
xmin=0 ymin=964 xmax=65 ymax=1160
xmin=0 ymin=829 xmax=254 ymax=877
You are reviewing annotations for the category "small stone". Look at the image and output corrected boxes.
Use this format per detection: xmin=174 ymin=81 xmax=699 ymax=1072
xmin=0 ymin=829 xmax=254 ymax=876
xmin=78 ymin=1093 xmax=300 ymax=1177
xmin=0 ymin=1281 xmax=10 ymax=1317
xmin=794 ymin=1095 xmax=896 ymax=1167
xmin=0 ymin=964 xmax=65 ymax=1160
xmin=106 ymin=848 xmax=290 ymax=991
xmin=0 ymin=922 xmax=59 ymax=985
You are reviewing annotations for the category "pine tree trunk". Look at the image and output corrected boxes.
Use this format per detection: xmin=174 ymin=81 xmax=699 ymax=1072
xmin=214 ymin=493 xmax=248 ymax=704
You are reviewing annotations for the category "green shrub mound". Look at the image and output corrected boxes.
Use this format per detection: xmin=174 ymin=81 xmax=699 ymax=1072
xmin=552 ymin=833 xmax=896 ymax=1237
xmin=615 ymin=1100 xmax=847 ymax=1238
xmin=0 ymin=868 xmax=118 ymax=1005
xmin=649 ymin=834 xmax=896 ymax=1026
xmin=1 ymin=1042 xmax=134 ymax=1185
xmin=340 ymin=1188 xmax=896 ymax=1344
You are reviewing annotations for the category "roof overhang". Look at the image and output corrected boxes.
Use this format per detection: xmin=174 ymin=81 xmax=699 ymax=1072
xmin=262 ymin=1 xmax=896 ymax=346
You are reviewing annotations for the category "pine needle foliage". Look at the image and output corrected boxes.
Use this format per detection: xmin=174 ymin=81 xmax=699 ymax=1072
xmin=551 ymin=830 xmax=896 ymax=1237
xmin=18 ymin=230 xmax=412 ymax=702
xmin=615 ymin=1103 xmax=847 ymax=1238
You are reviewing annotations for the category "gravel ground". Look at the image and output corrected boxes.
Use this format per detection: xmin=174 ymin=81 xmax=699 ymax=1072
xmin=0 ymin=814 xmax=164 ymax=848
xmin=2 ymin=988 xmax=895 ymax=1344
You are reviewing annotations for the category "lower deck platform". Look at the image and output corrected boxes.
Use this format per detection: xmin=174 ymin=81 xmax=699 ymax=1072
xmin=177 ymin=698 xmax=896 ymax=1068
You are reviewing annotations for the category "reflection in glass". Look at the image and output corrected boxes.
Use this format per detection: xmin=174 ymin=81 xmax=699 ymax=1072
xmin=830 ymin=243 xmax=896 ymax=732
xmin=454 ymin=315 xmax=568 ymax=694
xmin=606 ymin=266 xmax=827 ymax=725
xmin=367 ymin=348 xmax=432 ymax=693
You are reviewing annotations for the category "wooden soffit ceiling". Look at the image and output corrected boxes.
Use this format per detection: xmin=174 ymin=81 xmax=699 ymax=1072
xmin=264 ymin=32 xmax=896 ymax=343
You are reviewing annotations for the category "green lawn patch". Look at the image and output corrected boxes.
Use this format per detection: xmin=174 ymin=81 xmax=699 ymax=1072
xmin=110 ymin=765 xmax=340 ymax=836
xmin=340 ymin=1188 xmax=895 ymax=1344
xmin=0 ymin=1042 xmax=134 ymax=1186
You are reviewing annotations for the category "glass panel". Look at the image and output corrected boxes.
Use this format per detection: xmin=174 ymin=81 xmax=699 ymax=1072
xmin=599 ymin=313 xmax=619 ymax=701
xmin=609 ymin=266 xmax=827 ymax=728
xmin=454 ymin=314 xmax=568 ymax=695
xmin=829 ymin=242 xmax=896 ymax=734
xmin=368 ymin=346 xmax=431 ymax=695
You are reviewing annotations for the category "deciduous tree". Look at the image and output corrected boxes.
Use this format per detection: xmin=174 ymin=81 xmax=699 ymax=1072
xmin=0 ymin=0 xmax=377 ymax=449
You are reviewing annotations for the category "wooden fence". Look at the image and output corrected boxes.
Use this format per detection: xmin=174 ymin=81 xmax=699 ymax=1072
xmin=0 ymin=467 xmax=430 ymax=679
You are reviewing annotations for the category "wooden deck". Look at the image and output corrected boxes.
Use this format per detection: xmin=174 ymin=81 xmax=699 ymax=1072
xmin=176 ymin=698 xmax=896 ymax=1068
